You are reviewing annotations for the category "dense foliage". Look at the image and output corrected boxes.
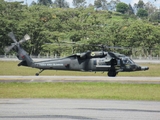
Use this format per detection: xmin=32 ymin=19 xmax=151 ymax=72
xmin=116 ymin=2 xmax=129 ymax=14
xmin=0 ymin=0 xmax=160 ymax=58
xmin=137 ymin=8 xmax=148 ymax=17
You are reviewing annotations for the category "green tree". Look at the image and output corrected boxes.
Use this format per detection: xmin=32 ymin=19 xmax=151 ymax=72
xmin=1 ymin=1 xmax=160 ymax=57
xmin=137 ymin=0 xmax=145 ymax=9
xmin=128 ymin=4 xmax=134 ymax=15
xmin=94 ymin=0 xmax=108 ymax=10
xmin=0 ymin=0 xmax=26 ymax=54
xmin=72 ymin=0 xmax=86 ymax=8
xmin=137 ymin=8 xmax=148 ymax=18
xmin=94 ymin=0 xmax=102 ymax=8
xmin=122 ymin=21 xmax=160 ymax=56
xmin=145 ymin=2 xmax=157 ymax=16
xmin=53 ymin=0 xmax=69 ymax=8
xmin=37 ymin=0 xmax=53 ymax=5
xmin=149 ymin=12 xmax=160 ymax=22
xmin=116 ymin=2 xmax=129 ymax=14
xmin=107 ymin=0 xmax=120 ymax=11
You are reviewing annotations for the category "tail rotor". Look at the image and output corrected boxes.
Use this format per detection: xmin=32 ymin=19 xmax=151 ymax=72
xmin=4 ymin=32 xmax=30 ymax=53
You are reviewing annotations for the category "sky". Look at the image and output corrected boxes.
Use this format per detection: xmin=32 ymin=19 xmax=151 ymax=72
xmin=8 ymin=0 xmax=160 ymax=8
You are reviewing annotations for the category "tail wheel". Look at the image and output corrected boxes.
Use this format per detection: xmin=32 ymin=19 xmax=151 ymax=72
xmin=35 ymin=69 xmax=44 ymax=76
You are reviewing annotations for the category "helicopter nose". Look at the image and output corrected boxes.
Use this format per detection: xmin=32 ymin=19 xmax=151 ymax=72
xmin=141 ymin=66 xmax=149 ymax=71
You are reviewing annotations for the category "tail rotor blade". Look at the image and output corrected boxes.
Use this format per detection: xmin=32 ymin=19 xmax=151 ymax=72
xmin=24 ymin=34 xmax=30 ymax=41
xmin=4 ymin=44 xmax=15 ymax=53
xmin=19 ymin=34 xmax=30 ymax=44
xmin=8 ymin=32 xmax=18 ymax=43
xmin=6 ymin=32 xmax=30 ymax=53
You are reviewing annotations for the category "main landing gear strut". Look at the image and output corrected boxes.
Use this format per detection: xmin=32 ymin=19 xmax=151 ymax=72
xmin=108 ymin=58 xmax=118 ymax=77
xmin=35 ymin=69 xmax=44 ymax=76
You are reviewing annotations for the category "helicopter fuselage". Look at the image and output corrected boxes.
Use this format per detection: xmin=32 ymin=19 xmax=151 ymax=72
xmin=31 ymin=52 xmax=148 ymax=75
xmin=6 ymin=32 xmax=149 ymax=77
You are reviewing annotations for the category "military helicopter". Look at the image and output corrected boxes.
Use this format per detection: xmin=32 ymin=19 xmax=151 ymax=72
xmin=4 ymin=32 xmax=149 ymax=77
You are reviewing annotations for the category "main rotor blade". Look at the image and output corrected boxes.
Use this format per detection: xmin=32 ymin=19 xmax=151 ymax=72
xmin=19 ymin=34 xmax=30 ymax=44
xmin=8 ymin=32 xmax=17 ymax=43
xmin=108 ymin=52 xmax=119 ymax=59
xmin=105 ymin=46 xmax=128 ymax=50
xmin=59 ymin=41 xmax=77 ymax=44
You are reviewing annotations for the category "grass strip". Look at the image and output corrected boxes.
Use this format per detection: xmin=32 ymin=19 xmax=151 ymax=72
xmin=0 ymin=82 xmax=159 ymax=101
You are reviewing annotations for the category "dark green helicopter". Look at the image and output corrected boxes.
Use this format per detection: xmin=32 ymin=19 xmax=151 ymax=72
xmin=4 ymin=32 xmax=149 ymax=77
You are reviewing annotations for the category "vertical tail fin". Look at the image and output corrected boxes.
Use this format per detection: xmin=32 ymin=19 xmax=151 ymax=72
xmin=17 ymin=47 xmax=34 ymax=67
xmin=4 ymin=32 xmax=34 ymax=67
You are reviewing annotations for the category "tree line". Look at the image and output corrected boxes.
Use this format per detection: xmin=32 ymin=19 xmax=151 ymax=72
xmin=0 ymin=0 xmax=160 ymax=58
xmin=36 ymin=0 xmax=160 ymax=22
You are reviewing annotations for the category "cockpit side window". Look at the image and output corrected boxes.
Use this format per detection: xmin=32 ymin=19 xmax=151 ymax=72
xmin=122 ymin=57 xmax=134 ymax=64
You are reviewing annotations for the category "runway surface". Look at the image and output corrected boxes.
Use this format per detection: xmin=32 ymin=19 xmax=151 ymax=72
xmin=0 ymin=99 xmax=159 ymax=120
xmin=0 ymin=76 xmax=160 ymax=84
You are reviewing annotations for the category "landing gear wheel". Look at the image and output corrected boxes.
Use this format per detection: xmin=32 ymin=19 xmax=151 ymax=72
xmin=108 ymin=69 xmax=117 ymax=77
xmin=35 ymin=69 xmax=44 ymax=76
xmin=35 ymin=73 xmax=39 ymax=76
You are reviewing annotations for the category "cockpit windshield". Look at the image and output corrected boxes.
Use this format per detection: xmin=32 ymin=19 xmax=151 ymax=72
xmin=121 ymin=57 xmax=135 ymax=65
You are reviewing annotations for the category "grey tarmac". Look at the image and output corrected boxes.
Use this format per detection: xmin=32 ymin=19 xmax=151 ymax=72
xmin=0 ymin=76 xmax=160 ymax=84
xmin=0 ymin=99 xmax=160 ymax=120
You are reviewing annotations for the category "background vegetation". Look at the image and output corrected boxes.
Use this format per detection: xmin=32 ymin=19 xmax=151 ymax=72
xmin=0 ymin=0 xmax=160 ymax=58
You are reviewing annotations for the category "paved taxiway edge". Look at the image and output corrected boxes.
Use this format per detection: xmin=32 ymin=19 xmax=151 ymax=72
xmin=0 ymin=76 xmax=160 ymax=84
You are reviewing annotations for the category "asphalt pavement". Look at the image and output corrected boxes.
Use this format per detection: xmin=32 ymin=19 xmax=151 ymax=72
xmin=0 ymin=99 xmax=159 ymax=120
